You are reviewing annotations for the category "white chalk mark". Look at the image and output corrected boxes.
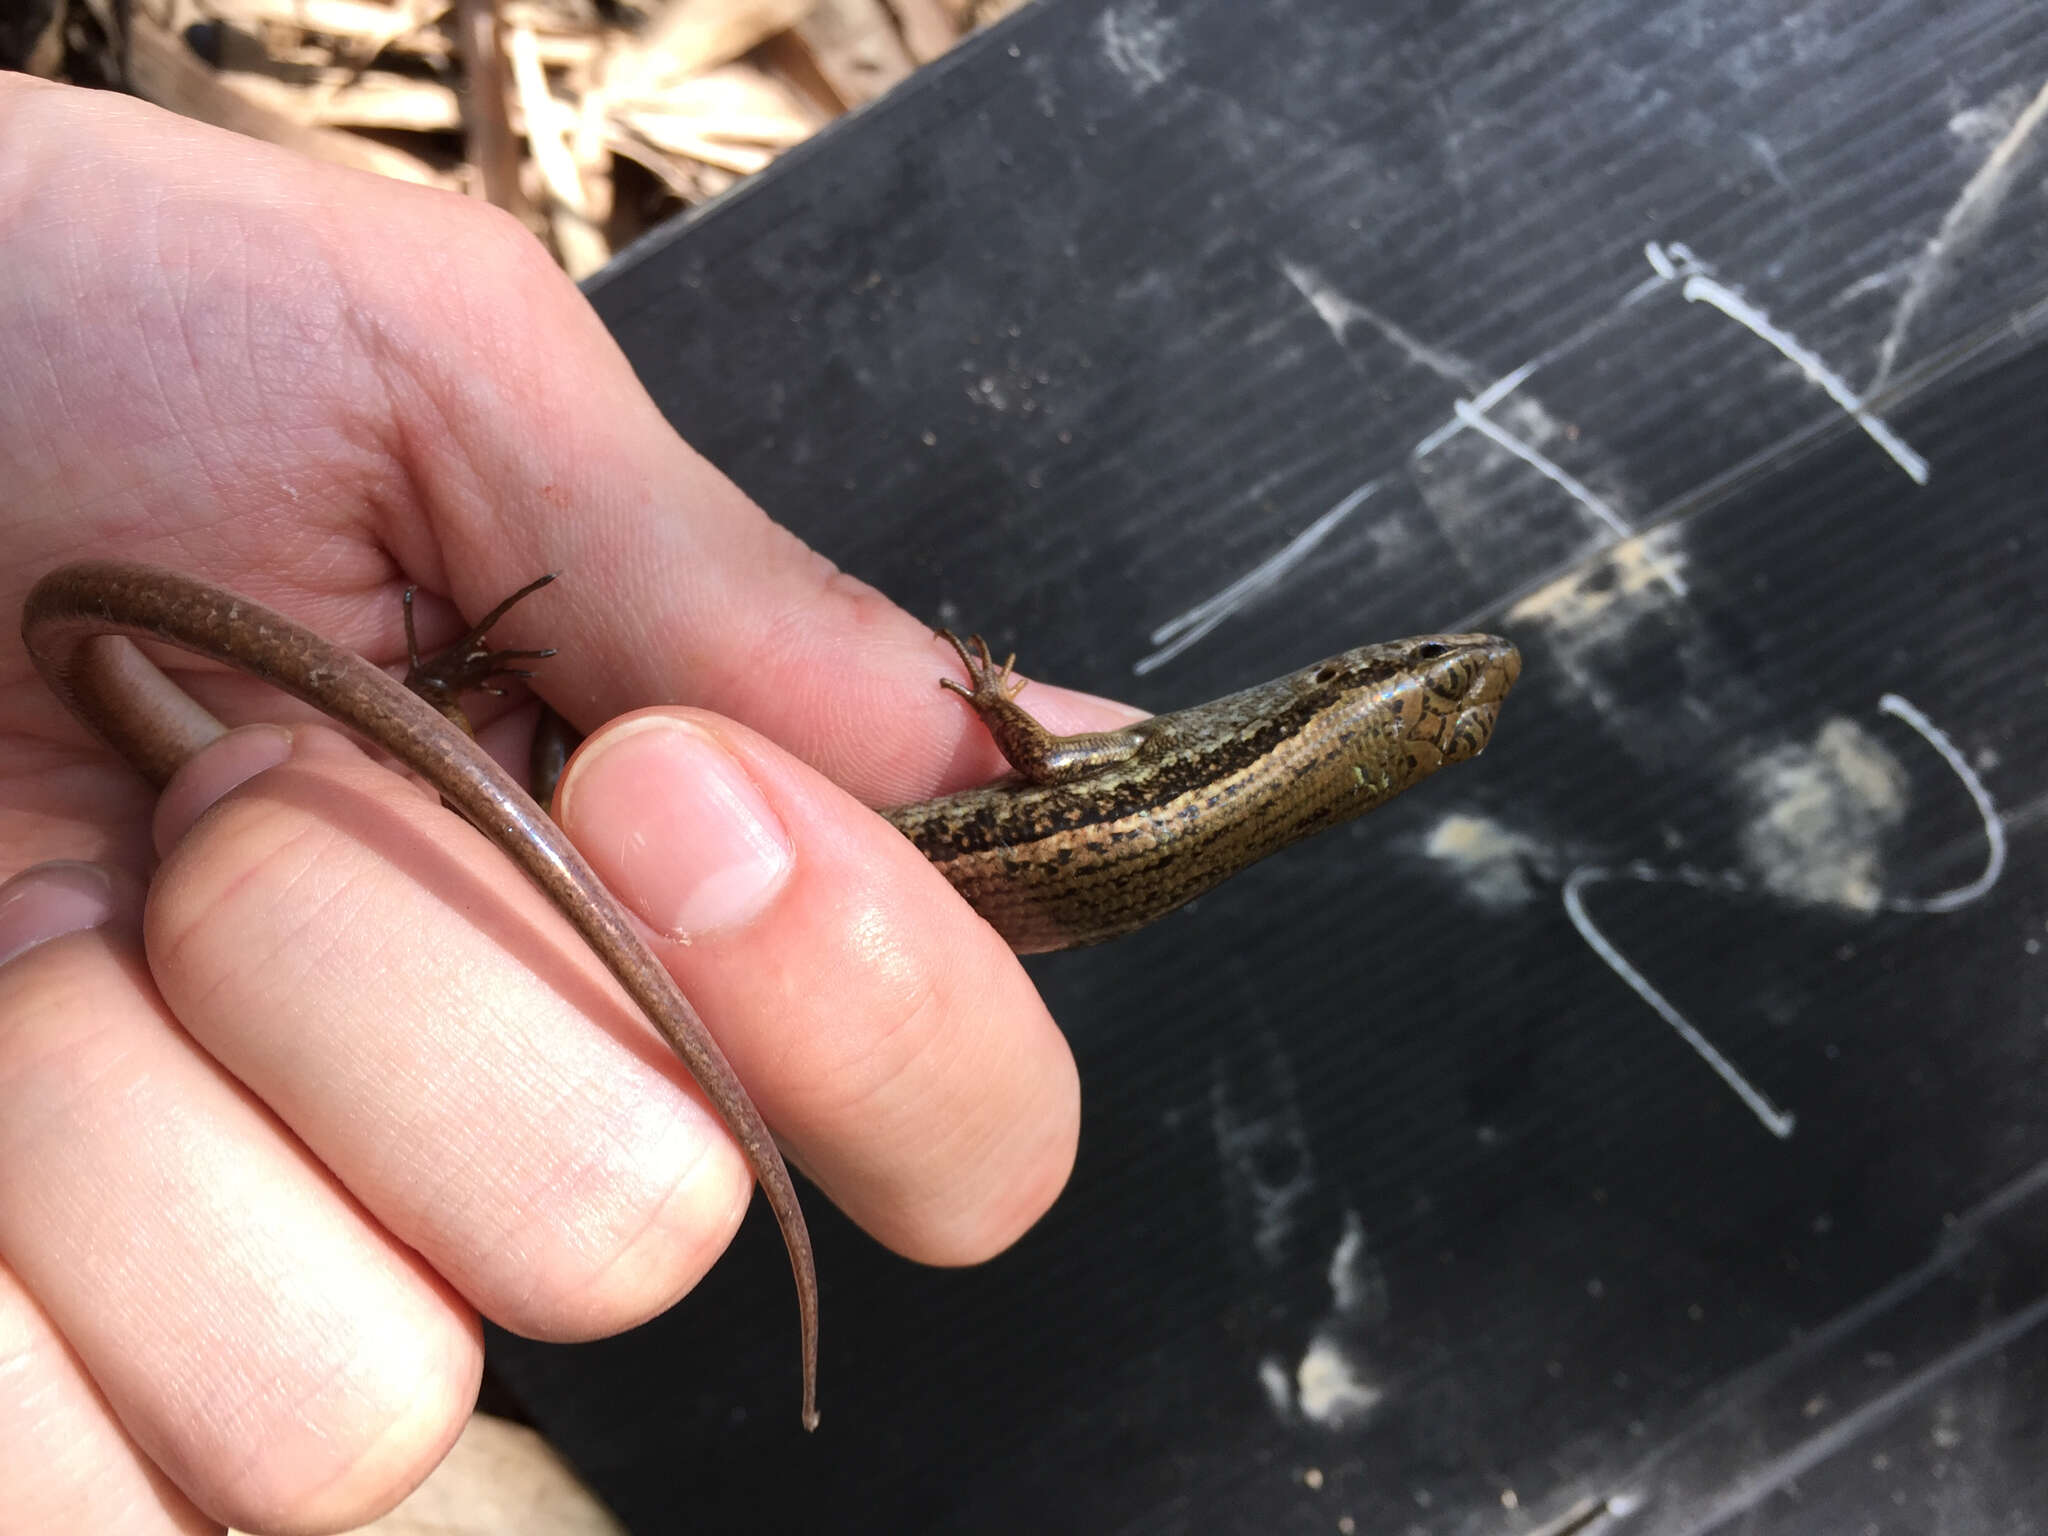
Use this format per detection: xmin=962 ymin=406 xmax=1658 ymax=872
xmin=1467 ymin=359 xmax=1539 ymax=415
xmin=1096 ymin=0 xmax=1175 ymax=91
xmin=1327 ymin=1208 xmax=1388 ymax=1322
xmin=1876 ymin=693 xmax=2007 ymax=913
xmin=1209 ymin=1044 xmax=1318 ymax=1268
xmin=1171 ymin=221 xmax=1949 ymax=671
xmin=1831 ymin=268 xmax=1900 ymax=308
xmin=1621 ymin=269 xmax=1673 ymax=309
xmin=1560 ymin=693 xmax=2003 ymax=1137
xmin=1449 ymin=402 xmax=1630 ymax=542
xmin=1277 ymin=259 xmax=1485 ymax=388
xmin=1256 ymin=1355 xmax=1293 ymax=1418
xmin=1736 ymin=717 xmax=1906 ymax=913
xmin=1328 ymin=1210 xmax=1371 ymax=1315
xmin=1134 ymin=481 xmax=1378 ymax=675
xmin=1411 ymin=413 xmax=1464 ymax=460
xmin=1563 ymin=866 xmax=1797 ymax=1139
xmin=1872 ymin=75 xmax=2048 ymax=395
xmin=1741 ymin=131 xmax=1794 ymax=195
xmin=1450 ymin=400 xmax=1691 ymax=598
xmin=1659 ymin=256 xmax=1930 ymax=485
xmin=1410 ymin=248 xmax=1678 ymax=459
xmin=1424 ymin=812 xmax=1548 ymax=910
xmin=1295 ymin=1333 xmax=1384 ymax=1427
xmin=1654 ymin=1291 xmax=2048 ymax=1536
xmin=1142 ymin=233 xmax=1680 ymax=664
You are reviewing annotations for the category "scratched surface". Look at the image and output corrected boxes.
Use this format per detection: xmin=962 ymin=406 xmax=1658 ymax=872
xmin=486 ymin=1 xmax=2048 ymax=1530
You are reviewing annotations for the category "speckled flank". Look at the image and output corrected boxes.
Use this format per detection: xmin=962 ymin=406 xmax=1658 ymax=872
xmin=882 ymin=634 xmax=1520 ymax=952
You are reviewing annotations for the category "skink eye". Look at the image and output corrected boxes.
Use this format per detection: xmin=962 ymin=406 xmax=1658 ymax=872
xmin=1414 ymin=642 xmax=1449 ymax=660
xmin=1314 ymin=664 xmax=1341 ymax=684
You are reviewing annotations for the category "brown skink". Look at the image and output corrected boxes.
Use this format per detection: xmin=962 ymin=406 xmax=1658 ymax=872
xmin=19 ymin=560 xmax=1520 ymax=1431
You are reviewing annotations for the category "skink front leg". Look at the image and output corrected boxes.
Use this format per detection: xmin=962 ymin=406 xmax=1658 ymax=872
xmin=936 ymin=630 xmax=1157 ymax=785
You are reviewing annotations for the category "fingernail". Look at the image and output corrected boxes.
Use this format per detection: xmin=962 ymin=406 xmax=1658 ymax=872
xmin=558 ymin=715 xmax=794 ymax=940
xmin=155 ymin=724 xmax=297 ymax=856
xmin=0 ymin=862 xmax=130 ymax=968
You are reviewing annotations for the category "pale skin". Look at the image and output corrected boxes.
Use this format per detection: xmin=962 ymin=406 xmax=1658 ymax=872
xmin=0 ymin=75 xmax=1119 ymax=1534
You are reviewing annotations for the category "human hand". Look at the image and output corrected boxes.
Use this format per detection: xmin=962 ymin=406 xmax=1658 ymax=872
xmin=0 ymin=75 xmax=1100 ymax=1533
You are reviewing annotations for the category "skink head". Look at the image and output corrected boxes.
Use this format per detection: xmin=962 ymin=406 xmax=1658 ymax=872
xmin=1305 ymin=632 xmax=1521 ymax=768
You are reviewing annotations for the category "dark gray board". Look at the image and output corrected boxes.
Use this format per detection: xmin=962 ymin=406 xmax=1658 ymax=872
xmin=484 ymin=1 xmax=2048 ymax=1530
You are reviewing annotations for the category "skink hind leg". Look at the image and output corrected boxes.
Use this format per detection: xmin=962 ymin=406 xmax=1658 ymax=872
xmin=402 ymin=573 xmax=560 ymax=734
xmin=935 ymin=628 xmax=1153 ymax=785
xmin=402 ymin=573 xmax=579 ymax=811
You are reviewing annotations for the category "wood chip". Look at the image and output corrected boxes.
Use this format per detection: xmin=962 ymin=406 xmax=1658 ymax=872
xmin=791 ymin=0 xmax=916 ymax=106
xmin=604 ymin=0 xmax=815 ymax=98
xmin=128 ymin=7 xmax=452 ymax=186
xmin=84 ymin=0 xmax=978 ymax=271
xmin=889 ymin=0 xmax=958 ymax=64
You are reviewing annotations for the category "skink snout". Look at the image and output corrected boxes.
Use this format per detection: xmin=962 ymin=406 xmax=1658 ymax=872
xmin=1416 ymin=632 xmax=1519 ymax=763
xmin=1410 ymin=632 xmax=1520 ymax=704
